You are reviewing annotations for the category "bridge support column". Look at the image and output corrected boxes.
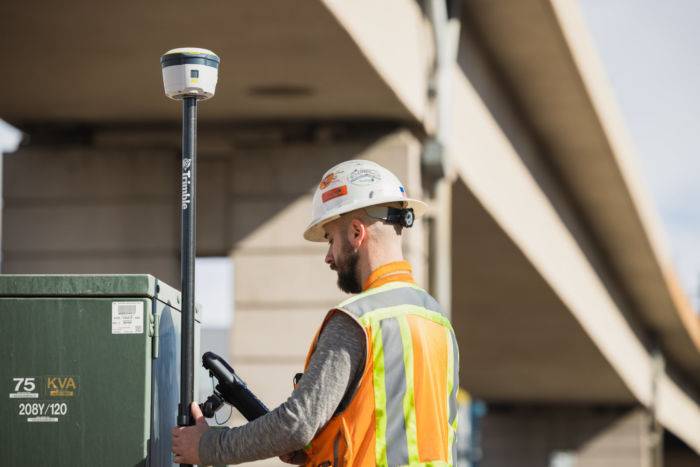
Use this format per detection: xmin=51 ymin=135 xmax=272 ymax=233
xmin=481 ymin=405 xmax=654 ymax=467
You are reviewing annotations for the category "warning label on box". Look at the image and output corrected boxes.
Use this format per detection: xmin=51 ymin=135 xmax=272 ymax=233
xmin=111 ymin=301 xmax=144 ymax=334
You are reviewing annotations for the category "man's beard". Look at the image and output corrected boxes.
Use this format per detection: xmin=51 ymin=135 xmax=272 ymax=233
xmin=335 ymin=239 xmax=362 ymax=294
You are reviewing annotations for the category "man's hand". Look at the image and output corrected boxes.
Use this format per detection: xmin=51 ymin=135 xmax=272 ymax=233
xmin=279 ymin=449 xmax=309 ymax=465
xmin=172 ymin=402 xmax=209 ymax=465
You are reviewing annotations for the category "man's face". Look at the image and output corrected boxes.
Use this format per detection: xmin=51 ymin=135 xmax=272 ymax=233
xmin=324 ymin=220 xmax=362 ymax=294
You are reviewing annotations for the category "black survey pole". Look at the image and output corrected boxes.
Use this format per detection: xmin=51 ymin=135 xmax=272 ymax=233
xmin=178 ymin=95 xmax=197 ymax=447
xmin=161 ymin=46 xmax=219 ymax=467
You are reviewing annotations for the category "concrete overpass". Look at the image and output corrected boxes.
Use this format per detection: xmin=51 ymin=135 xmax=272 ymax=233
xmin=2 ymin=0 xmax=699 ymax=465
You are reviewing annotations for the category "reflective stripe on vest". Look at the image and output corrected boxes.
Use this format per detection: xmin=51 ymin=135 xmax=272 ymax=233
xmin=311 ymin=281 xmax=459 ymax=466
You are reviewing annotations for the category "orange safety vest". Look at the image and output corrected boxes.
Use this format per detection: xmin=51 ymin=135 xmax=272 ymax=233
xmin=303 ymin=261 xmax=459 ymax=466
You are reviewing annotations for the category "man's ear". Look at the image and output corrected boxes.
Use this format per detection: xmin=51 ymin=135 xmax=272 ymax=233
xmin=347 ymin=219 xmax=366 ymax=248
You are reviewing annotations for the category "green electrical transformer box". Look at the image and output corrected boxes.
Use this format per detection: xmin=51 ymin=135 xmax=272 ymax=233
xmin=0 ymin=275 xmax=201 ymax=467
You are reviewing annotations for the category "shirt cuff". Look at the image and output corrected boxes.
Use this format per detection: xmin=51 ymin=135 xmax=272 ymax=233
xmin=199 ymin=426 xmax=229 ymax=466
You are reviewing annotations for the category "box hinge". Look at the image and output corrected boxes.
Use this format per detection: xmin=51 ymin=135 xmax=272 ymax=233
xmin=149 ymin=311 xmax=161 ymax=359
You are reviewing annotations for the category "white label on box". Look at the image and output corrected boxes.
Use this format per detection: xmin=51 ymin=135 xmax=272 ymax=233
xmin=111 ymin=302 xmax=144 ymax=334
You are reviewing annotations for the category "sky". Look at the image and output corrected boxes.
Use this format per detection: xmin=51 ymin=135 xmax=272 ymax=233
xmin=579 ymin=1 xmax=700 ymax=310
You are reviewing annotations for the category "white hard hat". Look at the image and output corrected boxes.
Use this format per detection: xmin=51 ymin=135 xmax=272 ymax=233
xmin=304 ymin=160 xmax=428 ymax=242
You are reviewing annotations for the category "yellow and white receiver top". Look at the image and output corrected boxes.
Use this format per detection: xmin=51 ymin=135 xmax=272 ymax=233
xmin=160 ymin=47 xmax=220 ymax=100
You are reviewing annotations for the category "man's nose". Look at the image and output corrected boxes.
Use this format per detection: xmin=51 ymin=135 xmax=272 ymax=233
xmin=325 ymin=247 xmax=333 ymax=265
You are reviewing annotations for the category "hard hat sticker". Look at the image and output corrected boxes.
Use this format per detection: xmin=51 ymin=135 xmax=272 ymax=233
xmin=349 ymin=168 xmax=381 ymax=186
xmin=322 ymin=185 xmax=348 ymax=203
xmin=319 ymin=173 xmax=338 ymax=190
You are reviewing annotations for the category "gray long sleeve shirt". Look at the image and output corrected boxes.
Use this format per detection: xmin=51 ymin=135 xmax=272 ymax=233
xmin=198 ymin=311 xmax=366 ymax=465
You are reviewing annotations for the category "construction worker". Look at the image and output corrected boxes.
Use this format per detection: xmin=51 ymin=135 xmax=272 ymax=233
xmin=172 ymin=159 xmax=460 ymax=466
